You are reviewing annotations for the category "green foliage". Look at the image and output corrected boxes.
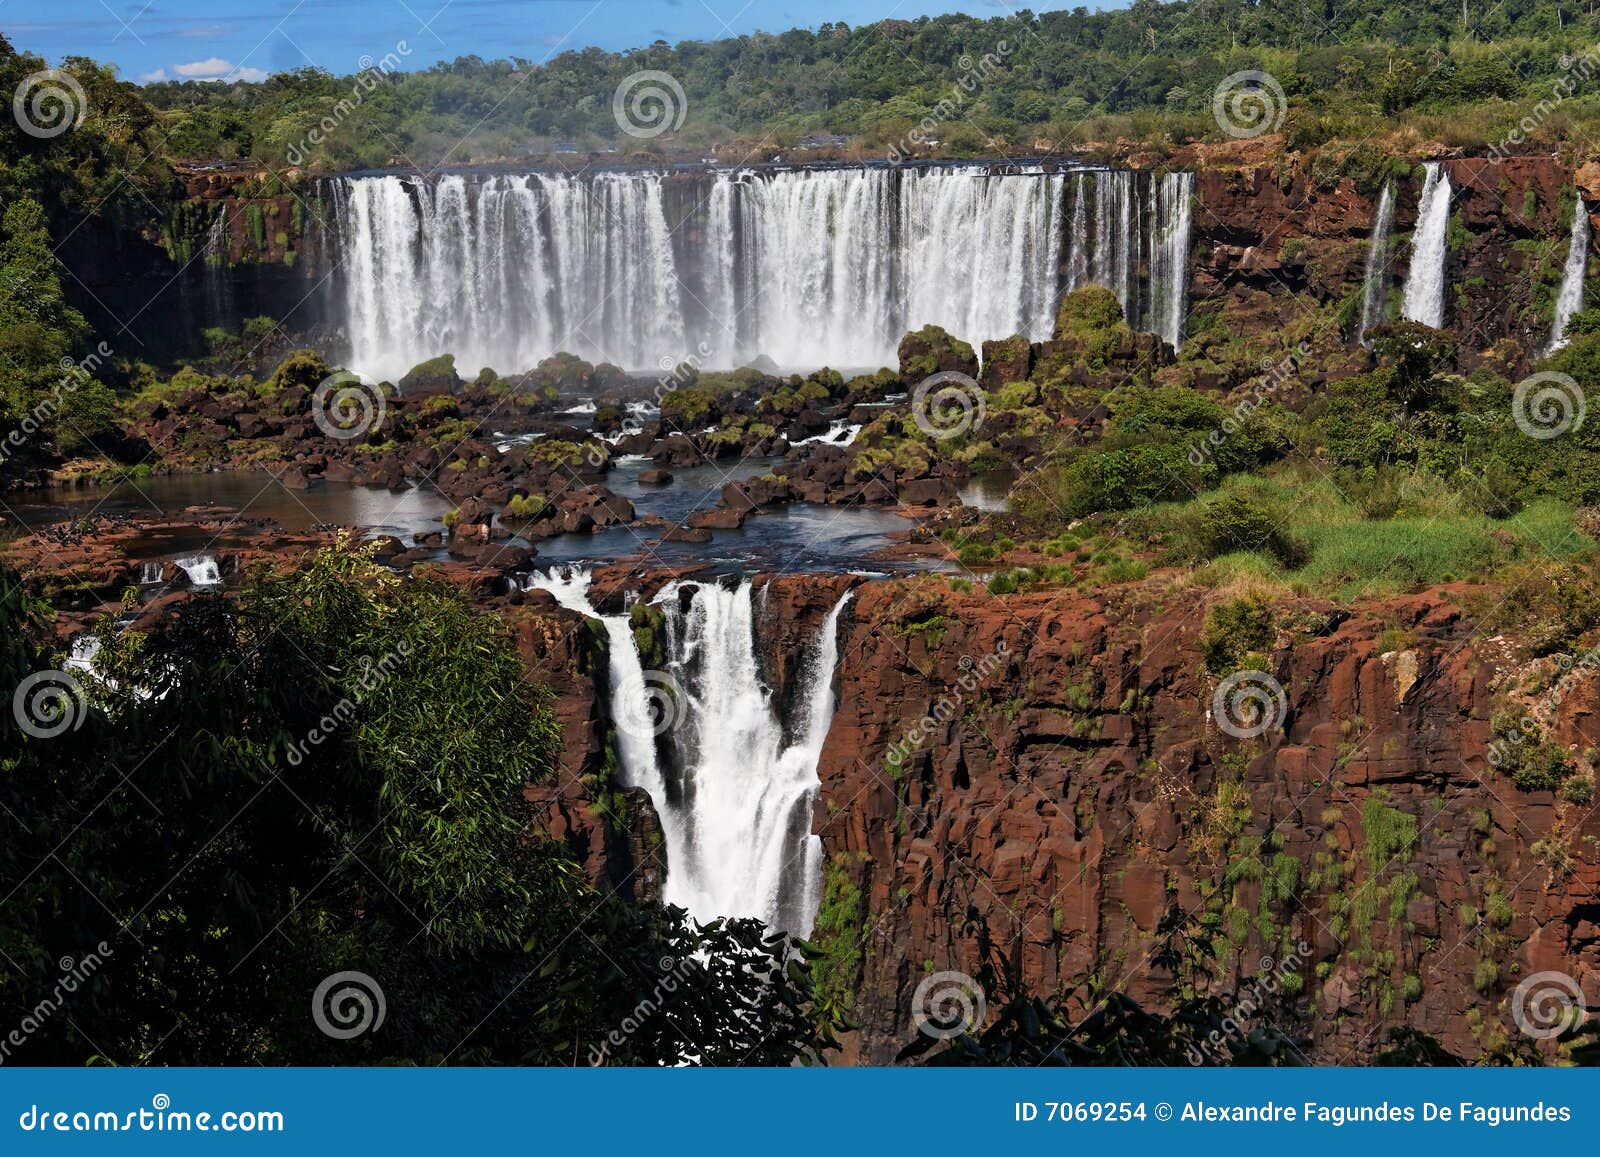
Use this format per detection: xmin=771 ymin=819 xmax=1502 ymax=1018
xmin=1200 ymin=592 xmax=1276 ymax=674
xmin=808 ymin=854 xmax=869 ymax=1026
xmin=0 ymin=546 xmax=830 ymax=1065
xmin=117 ymin=4 xmax=1600 ymax=169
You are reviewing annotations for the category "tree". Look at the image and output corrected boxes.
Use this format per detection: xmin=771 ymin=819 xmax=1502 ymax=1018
xmin=0 ymin=543 xmax=832 ymax=1065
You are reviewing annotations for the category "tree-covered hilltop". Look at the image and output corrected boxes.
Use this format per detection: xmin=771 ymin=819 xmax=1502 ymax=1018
xmin=134 ymin=0 xmax=1600 ymax=168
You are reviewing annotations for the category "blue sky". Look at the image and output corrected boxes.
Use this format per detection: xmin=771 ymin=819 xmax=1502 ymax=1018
xmin=0 ymin=0 xmax=1043 ymax=84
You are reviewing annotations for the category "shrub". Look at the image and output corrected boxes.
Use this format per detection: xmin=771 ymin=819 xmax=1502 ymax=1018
xmin=1199 ymin=592 xmax=1276 ymax=673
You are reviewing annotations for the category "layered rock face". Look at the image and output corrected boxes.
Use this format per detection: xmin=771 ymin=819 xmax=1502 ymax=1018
xmin=1186 ymin=153 xmax=1585 ymax=375
xmin=520 ymin=571 xmax=1600 ymax=1064
xmin=810 ymin=577 xmax=1598 ymax=1063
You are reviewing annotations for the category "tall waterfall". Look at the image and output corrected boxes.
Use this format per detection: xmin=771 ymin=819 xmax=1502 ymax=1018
xmin=1401 ymin=163 xmax=1452 ymax=329
xmin=1357 ymin=180 xmax=1396 ymax=347
xmin=324 ymin=165 xmax=1196 ymax=379
xmin=1148 ymin=171 xmax=1194 ymax=350
xmin=1549 ymin=198 xmax=1590 ymax=353
xmin=529 ymin=568 xmax=850 ymax=935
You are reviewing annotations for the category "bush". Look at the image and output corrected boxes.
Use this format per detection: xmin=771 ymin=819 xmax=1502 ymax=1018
xmin=1183 ymin=494 xmax=1309 ymax=569
xmin=1199 ymin=592 xmax=1276 ymax=673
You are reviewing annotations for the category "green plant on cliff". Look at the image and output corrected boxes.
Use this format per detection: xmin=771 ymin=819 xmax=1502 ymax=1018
xmin=806 ymin=853 xmax=870 ymax=1027
xmin=1199 ymin=592 xmax=1276 ymax=675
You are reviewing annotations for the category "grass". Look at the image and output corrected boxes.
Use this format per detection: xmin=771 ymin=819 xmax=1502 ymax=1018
xmin=1151 ymin=466 xmax=1592 ymax=601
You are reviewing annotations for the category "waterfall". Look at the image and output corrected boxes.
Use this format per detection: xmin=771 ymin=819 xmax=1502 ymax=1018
xmin=1065 ymin=173 xmax=1091 ymax=291
xmin=326 ymin=166 xmax=1195 ymax=378
xmin=66 ymin=635 xmax=102 ymax=673
xmin=527 ymin=568 xmax=850 ymax=935
xmin=175 ymin=554 xmax=221 ymax=588
xmin=138 ymin=561 xmax=164 ymax=585
xmin=1148 ymin=171 xmax=1194 ymax=350
xmin=1549 ymin=198 xmax=1590 ymax=353
xmin=1357 ymin=181 xmax=1396 ymax=347
xmin=1401 ymin=163 xmax=1452 ymax=329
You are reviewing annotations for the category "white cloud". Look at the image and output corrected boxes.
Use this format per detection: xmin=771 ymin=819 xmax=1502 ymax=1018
xmin=174 ymin=57 xmax=233 ymax=78
xmin=137 ymin=68 xmax=168 ymax=84
xmin=173 ymin=58 xmax=270 ymax=83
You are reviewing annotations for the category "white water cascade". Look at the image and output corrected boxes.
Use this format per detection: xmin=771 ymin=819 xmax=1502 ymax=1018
xmin=1148 ymin=171 xmax=1194 ymax=350
xmin=175 ymin=554 xmax=222 ymax=588
xmin=1357 ymin=180 xmax=1397 ymax=347
xmin=1401 ymin=163 xmax=1452 ymax=328
xmin=527 ymin=568 xmax=850 ymax=935
xmin=326 ymin=165 xmax=1196 ymax=379
xmin=1549 ymin=198 xmax=1591 ymax=353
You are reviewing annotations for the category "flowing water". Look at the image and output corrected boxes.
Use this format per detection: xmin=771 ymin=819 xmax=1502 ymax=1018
xmin=1401 ymin=163 xmax=1452 ymax=329
xmin=1549 ymin=198 xmax=1590 ymax=353
xmin=1357 ymin=181 xmax=1396 ymax=347
xmin=528 ymin=567 xmax=850 ymax=934
xmin=323 ymin=165 xmax=1196 ymax=379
